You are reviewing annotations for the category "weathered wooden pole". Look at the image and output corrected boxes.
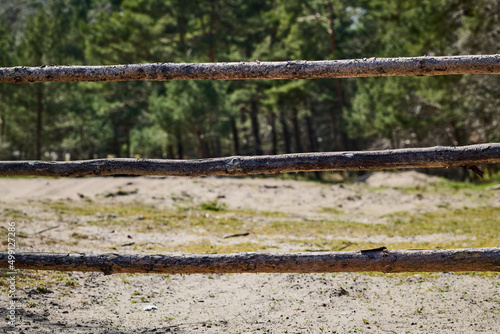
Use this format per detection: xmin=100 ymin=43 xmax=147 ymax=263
xmin=0 ymin=55 xmax=498 ymax=84
xmin=1 ymin=248 xmax=499 ymax=274
xmin=0 ymin=143 xmax=498 ymax=177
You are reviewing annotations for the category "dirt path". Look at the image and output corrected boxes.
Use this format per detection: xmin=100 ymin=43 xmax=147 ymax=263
xmin=1 ymin=172 xmax=499 ymax=333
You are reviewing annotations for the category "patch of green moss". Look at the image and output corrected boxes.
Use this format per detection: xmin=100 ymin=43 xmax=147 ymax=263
xmin=42 ymin=199 xmax=500 ymax=250
xmin=0 ymin=269 xmax=77 ymax=290
xmin=318 ymin=207 xmax=343 ymax=215
xmin=167 ymin=239 xmax=272 ymax=254
xmin=71 ymin=232 xmax=89 ymax=239
xmin=199 ymin=200 xmax=226 ymax=211
xmin=384 ymin=207 xmax=500 ymax=241
xmin=2 ymin=208 xmax=31 ymax=221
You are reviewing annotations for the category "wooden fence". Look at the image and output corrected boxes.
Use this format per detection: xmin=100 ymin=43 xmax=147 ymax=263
xmin=1 ymin=54 xmax=500 ymax=274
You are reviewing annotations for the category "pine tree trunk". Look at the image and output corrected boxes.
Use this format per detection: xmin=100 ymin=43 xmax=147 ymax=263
xmin=292 ymin=108 xmax=303 ymax=153
xmin=230 ymin=117 xmax=240 ymax=155
xmin=280 ymin=110 xmax=292 ymax=154
xmin=306 ymin=114 xmax=317 ymax=152
xmin=167 ymin=143 xmax=175 ymax=159
xmin=36 ymin=84 xmax=43 ymax=160
xmin=0 ymin=107 xmax=5 ymax=144
xmin=176 ymin=142 xmax=183 ymax=160
xmin=197 ymin=130 xmax=210 ymax=158
xmin=270 ymin=112 xmax=278 ymax=155
xmin=326 ymin=2 xmax=349 ymax=151
xmin=177 ymin=14 xmax=186 ymax=53
xmin=175 ymin=130 xmax=183 ymax=159
xmin=112 ymin=119 xmax=121 ymax=158
xmin=329 ymin=111 xmax=339 ymax=151
xmin=334 ymin=79 xmax=350 ymax=150
xmin=214 ymin=137 xmax=221 ymax=157
xmin=327 ymin=2 xmax=336 ymax=55
xmin=250 ymin=100 xmax=263 ymax=155
xmin=124 ymin=119 xmax=131 ymax=158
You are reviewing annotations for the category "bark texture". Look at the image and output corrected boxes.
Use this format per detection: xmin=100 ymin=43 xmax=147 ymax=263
xmin=0 ymin=55 xmax=498 ymax=84
xmin=0 ymin=143 xmax=498 ymax=177
xmin=1 ymin=248 xmax=499 ymax=274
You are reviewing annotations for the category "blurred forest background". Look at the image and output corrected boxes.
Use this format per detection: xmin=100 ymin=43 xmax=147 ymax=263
xmin=0 ymin=0 xmax=498 ymax=176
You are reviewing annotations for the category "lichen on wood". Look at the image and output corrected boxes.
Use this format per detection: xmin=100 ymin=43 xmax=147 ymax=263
xmin=0 ymin=143 xmax=498 ymax=177
xmin=0 ymin=55 xmax=498 ymax=84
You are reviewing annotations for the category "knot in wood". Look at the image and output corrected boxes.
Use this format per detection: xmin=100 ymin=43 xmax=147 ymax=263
xmin=225 ymin=158 xmax=243 ymax=174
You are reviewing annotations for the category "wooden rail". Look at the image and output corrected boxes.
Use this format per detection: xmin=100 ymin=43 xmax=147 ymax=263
xmin=0 ymin=55 xmax=498 ymax=84
xmin=1 ymin=248 xmax=499 ymax=274
xmin=0 ymin=143 xmax=499 ymax=177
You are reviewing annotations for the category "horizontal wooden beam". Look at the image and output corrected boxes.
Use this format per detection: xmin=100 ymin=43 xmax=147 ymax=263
xmin=1 ymin=248 xmax=499 ymax=274
xmin=0 ymin=55 xmax=498 ymax=84
xmin=0 ymin=143 xmax=498 ymax=177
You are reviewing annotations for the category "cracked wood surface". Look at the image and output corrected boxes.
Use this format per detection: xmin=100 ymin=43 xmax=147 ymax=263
xmin=1 ymin=248 xmax=499 ymax=274
xmin=0 ymin=144 xmax=498 ymax=177
xmin=0 ymin=55 xmax=498 ymax=84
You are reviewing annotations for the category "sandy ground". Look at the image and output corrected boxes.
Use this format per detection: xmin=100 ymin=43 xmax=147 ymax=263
xmin=0 ymin=172 xmax=499 ymax=333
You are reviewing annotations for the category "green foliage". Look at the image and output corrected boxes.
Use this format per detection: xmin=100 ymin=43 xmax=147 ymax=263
xmin=150 ymin=80 xmax=229 ymax=158
xmin=0 ymin=0 xmax=497 ymax=170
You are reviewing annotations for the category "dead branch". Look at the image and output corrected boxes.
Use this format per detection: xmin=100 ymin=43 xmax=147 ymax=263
xmin=0 ymin=55 xmax=498 ymax=84
xmin=1 ymin=248 xmax=499 ymax=274
xmin=34 ymin=225 xmax=60 ymax=235
xmin=0 ymin=143 xmax=498 ymax=177
xmin=223 ymin=232 xmax=250 ymax=239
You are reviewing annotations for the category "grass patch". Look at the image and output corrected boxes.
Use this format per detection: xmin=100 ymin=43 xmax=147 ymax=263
xmin=170 ymin=239 xmax=272 ymax=253
xmin=47 ymin=200 xmax=155 ymax=217
xmin=383 ymin=207 xmax=499 ymax=242
xmin=46 ymin=201 xmax=248 ymax=234
xmin=318 ymin=207 xmax=343 ymax=214
xmin=405 ymin=177 xmax=500 ymax=194
xmin=44 ymin=200 xmax=499 ymax=249
xmin=250 ymin=206 xmax=499 ymax=248
xmin=199 ymin=200 xmax=226 ymax=211
xmin=71 ymin=232 xmax=89 ymax=239
xmin=2 ymin=208 xmax=31 ymax=221
xmin=0 ymin=269 xmax=76 ymax=290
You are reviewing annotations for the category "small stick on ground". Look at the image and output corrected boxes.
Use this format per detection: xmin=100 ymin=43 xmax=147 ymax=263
xmin=223 ymin=232 xmax=250 ymax=239
xmin=35 ymin=225 xmax=60 ymax=235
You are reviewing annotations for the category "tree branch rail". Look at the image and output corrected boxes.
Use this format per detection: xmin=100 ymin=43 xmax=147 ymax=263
xmin=0 ymin=55 xmax=498 ymax=84
xmin=0 ymin=143 xmax=498 ymax=177
xmin=1 ymin=248 xmax=499 ymax=274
